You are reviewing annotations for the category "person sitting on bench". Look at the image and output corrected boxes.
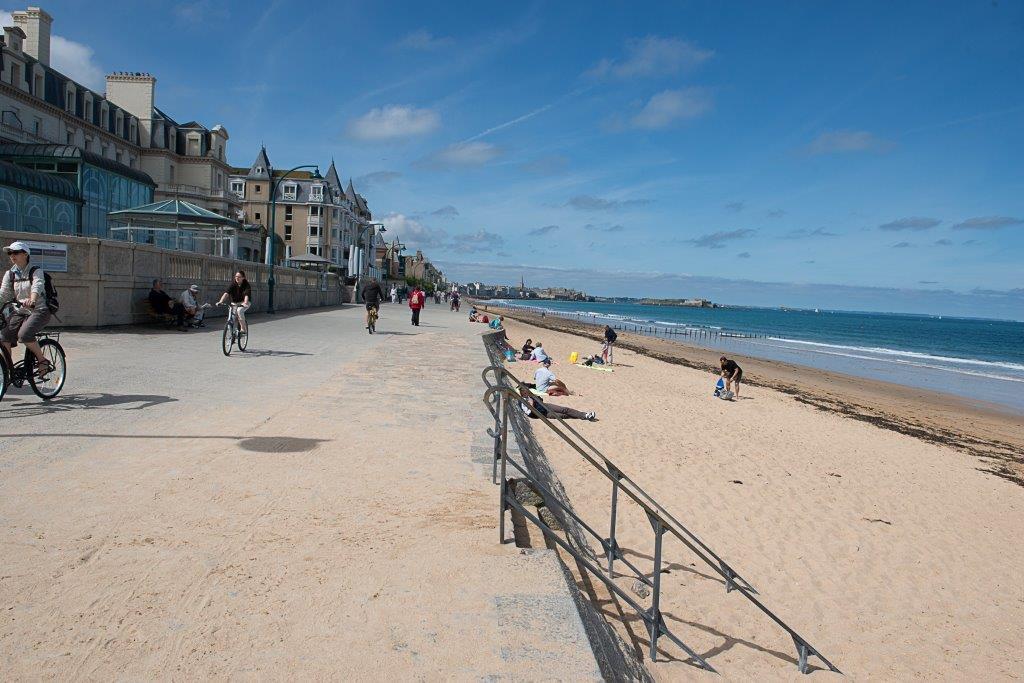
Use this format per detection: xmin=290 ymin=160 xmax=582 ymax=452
xmin=180 ymin=284 xmax=208 ymax=327
xmin=148 ymin=278 xmax=186 ymax=331
xmin=518 ymin=386 xmax=595 ymax=421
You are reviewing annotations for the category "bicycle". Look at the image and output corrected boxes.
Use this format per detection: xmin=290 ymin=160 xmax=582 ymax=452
xmin=0 ymin=301 xmax=67 ymax=402
xmin=366 ymin=304 xmax=379 ymax=334
xmin=219 ymin=302 xmax=248 ymax=356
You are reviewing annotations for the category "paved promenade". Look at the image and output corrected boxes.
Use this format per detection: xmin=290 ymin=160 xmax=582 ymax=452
xmin=0 ymin=303 xmax=600 ymax=679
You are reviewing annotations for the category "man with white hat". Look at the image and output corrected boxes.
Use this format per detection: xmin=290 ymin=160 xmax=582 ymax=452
xmin=0 ymin=241 xmax=54 ymax=375
xmin=180 ymin=283 xmax=208 ymax=327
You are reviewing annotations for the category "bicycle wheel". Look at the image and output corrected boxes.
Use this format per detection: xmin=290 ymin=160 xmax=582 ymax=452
xmin=238 ymin=325 xmax=248 ymax=351
xmin=0 ymin=352 xmax=9 ymax=403
xmin=222 ymin=320 xmax=234 ymax=356
xmin=28 ymin=338 xmax=66 ymax=400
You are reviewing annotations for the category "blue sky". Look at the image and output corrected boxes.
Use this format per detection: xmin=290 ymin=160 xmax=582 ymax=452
xmin=21 ymin=1 xmax=1024 ymax=318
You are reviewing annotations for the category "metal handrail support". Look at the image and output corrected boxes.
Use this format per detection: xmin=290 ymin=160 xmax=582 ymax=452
xmin=480 ymin=356 xmax=841 ymax=675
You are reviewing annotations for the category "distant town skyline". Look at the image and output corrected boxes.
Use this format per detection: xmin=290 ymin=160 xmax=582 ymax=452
xmin=22 ymin=1 xmax=1023 ymax=319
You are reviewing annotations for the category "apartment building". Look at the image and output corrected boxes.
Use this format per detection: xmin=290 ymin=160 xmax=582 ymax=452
xmin=0 ymin=6 xmax=236 ymax=229
xmin=230 ymin=147 xmax=376 ymax=272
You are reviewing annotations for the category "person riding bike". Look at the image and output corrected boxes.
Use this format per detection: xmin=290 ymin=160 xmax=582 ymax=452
xmin=0 ymin=241 xmax=53 ymax=375
xmin=215 ymin=270 xmax=252 ymax=336
xmin=361 ymin=277 xmax=384 ymax=330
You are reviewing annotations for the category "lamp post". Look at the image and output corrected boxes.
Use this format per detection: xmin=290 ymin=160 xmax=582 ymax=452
xmin=267 ymin=164 xmax=321 ymax=313
xmin=355 ymin=221 xmax=385 ymax=301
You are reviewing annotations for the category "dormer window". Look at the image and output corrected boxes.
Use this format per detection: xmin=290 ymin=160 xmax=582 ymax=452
xmin=230 ymin=180 xmax=244 ymax=198
xmin=309 ymin=185 xmax=324 ymax=202
xmin=283 ymin=183 xmax=297 ymax=200
xmin=84 ymin=99 xmax=93 ymax=122
xmin=116 ymin=112 xmax=123 ymax=137
xmin=65 ymin=88 xmax=75 ymax=114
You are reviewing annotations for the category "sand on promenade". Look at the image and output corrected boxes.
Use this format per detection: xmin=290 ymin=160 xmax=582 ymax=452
xmin=497 ymin=315 xmax=1024 ymax=680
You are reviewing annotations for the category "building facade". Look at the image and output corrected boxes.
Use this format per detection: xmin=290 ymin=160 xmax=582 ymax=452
xmin=230 ymin=147 xmax=379 ymax=275
xmin=0 ymin=6 xmax=235 ymax=231
xmin=0 ymin=156 xmax=80 ymax=234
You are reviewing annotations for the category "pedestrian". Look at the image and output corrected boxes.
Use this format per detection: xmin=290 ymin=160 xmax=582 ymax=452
xmin=409 ymin=285 xmax=425 ymax=326
xmin=720 ymin=356 xmax=743 ymax=397
xmin=390 ymin=285 xmax=397 ymax=304
xmin=602 ymin=324 xmax=617 ymax=364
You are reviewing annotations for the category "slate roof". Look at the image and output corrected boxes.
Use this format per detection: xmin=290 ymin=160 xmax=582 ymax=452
xmin=108 ymin=198 xmax=241 ymax=228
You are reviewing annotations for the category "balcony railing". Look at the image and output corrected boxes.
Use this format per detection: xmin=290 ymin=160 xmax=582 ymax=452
xmin=307 ymin=215 xmax=322 ymax=227
xmin=161 ymin=184 xmax=235 ymax=202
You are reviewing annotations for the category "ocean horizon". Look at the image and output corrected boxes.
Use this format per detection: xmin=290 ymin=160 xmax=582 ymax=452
xmin=489 ymin=299 xmax=1024 ymax=413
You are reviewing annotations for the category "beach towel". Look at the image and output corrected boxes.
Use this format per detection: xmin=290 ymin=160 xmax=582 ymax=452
xmin=575 ymin=363 xmax=613 ymax=372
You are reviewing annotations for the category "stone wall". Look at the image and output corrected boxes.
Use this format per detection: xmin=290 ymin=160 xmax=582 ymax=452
xmin=0 ymin=229 xmax=343 ymax=327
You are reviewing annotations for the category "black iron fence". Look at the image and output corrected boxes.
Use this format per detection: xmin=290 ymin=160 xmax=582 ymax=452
xmin=480 ymin=330 xmax=839 ymax=675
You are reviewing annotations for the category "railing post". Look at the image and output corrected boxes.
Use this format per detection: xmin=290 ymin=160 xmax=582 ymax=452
xmin=649 ymin=514 xmax=665 ymax=662
xmin=491 ymin=389 xmax=502 ymax=485
xmin=498 ymin=389 xmax=510 ymax=544
xmin=607 ymin=466 xmax=621 ymax=575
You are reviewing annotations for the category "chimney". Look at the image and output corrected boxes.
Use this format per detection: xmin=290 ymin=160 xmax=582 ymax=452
xmin=12 ymin=7 xmax=52 ymax=66
xmin=105 ymin=72 xmax=156 ymax=148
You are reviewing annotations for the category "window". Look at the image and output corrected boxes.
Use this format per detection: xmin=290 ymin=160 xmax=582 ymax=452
xmin=309 ymin=185 xmax=323 ymax=201
xmin=32 ymin=118 xmax=41 ymax=136
xmin=66 ymin=89 xmax=75 ymax=114
xmin=255 ymin=212 xmax=261 ymax=221
xmin=66 ymin=130 xmax=74 ymax=145
xmin=101 ymin=143 xmax=108 ymax=158
xmin=309 ymin=205 xmax=323 ymax=217
xmin=284 ymin=205 xmax=292 ymax=220
xmin=10 ymin=63 xmax=20 ymax=87
xmin=230 ymin=180 xmax=244 ymax=198
xmin=284 ymin=224 xmax=292 ymax=240
xmin=169 ymin=165 xmax=175 ymax=182
xmin=33 ymin=74 xmax=42 ymax=96
xmin=309 ymin=224 xmax=320 ymax=237
xmin=85 ymin=100 xmax=93 ymax=121
xmin=255 ymin=185 xmax=262 ymax=193
xmin=283 ymin=183 xmax=297 ymax=200
xmin=116 ymin=151 xmax=122 ymax=164
xmin=310 ymin=246 xmax=322 ymax=256
xmin=285 ymin=245 xmax=293 ymax=259
xmin=130 ymin=121 xmax=137 ymax=142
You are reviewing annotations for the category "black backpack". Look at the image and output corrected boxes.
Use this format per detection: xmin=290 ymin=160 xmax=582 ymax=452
xmin=5 ymin=267 xmax=60 ymax=313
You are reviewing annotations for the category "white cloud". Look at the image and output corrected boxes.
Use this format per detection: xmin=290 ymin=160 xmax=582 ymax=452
xmin=806 ymin=130 xmax=890 ymax=155
xmin=630 ymin=88 xmax=713 ymax=129
xmin=394 ymin=29 xmax=453 ymax=50
xmin=423 ymin=141 xmax=502 ymax=168
xmin=382 ymin=212 xmax=448 ymax=249
xmin=0 ymin=11 xmax=105 ymax=90
xmin=587 ymin=36 xmax=712 ymax=80
xmin=347 ymin=105 xmax=440 ymax=141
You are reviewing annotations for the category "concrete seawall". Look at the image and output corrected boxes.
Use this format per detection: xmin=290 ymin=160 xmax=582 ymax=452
xmin=0 ymin=230 xmax=345 ymax=327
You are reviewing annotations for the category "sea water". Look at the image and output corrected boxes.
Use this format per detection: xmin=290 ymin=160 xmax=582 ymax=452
xmin=491 ymin=300 xmax=1024 ymax=414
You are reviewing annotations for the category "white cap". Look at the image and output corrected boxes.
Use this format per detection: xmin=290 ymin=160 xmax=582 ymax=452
xmin=189 ymin=284 xmax=199 ymax=291
xmin=3 ymin=241 xmax=29 ymax=253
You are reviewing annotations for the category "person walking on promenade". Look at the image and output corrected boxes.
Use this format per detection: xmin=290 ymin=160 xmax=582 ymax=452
xmin=720 ymin=356 xmax=743 ymax=397
xmin=602 ymin=325 xmax=617 ymax=364
xmin=389 ymin=286 xmax=397 ymax=304
xmin=409 ymin=285 xmax=425 ymax=326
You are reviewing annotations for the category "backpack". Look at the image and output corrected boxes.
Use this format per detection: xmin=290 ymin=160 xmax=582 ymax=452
xmin=4 ymin=266 xmax=59 ymax=313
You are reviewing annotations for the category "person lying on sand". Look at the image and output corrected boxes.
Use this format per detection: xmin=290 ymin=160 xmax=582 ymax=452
xmin=535 ymin=358 xmax=571 ymax=396
xmin=518 ymin=386 xmax=595 ymax=421
xmin=720 ymin=356 xmax=743 ymax=397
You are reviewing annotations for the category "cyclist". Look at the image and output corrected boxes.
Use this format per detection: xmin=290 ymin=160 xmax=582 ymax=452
xmin=216 ymin=270 xmax=252 ymax=336
xmin=361 ymin=277 xmax=384 ymax=330
xmin=0 ymin=241 xmax=53 ymax=375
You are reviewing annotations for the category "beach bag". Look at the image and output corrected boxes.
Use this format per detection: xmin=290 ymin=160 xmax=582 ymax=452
xmin=569 ymin=351 xmax=579 ymax=364
xmin=714 ymin=378 xmax=725 ymax=397
xmin=503 ymin=349 xmax=516 ymax=362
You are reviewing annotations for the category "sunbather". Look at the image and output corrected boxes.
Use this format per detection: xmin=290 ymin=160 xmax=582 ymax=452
xmin=534 ymin=357 xmax=570 ymax=396
xmin=518 ymin=387 xmax=595 ymax=421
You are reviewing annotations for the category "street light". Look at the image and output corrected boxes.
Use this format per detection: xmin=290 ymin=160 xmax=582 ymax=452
xmin=267 ymin=164 xmax=321 ymax=313
xmin=355 ymin=221 xmax=384 ymax=302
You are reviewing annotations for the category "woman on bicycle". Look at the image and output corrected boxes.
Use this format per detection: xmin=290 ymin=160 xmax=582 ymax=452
xmin=216 ymin=270 xmax=252 ymax=336
xmin=1 ymin=241 xmax=53 ymax=374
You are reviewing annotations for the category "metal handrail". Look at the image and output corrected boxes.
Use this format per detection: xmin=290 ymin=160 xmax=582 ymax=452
xmin=480 ymin=333 xmax=840 ymax=675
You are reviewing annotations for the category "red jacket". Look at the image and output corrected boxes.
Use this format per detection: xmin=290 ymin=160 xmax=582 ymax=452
xmin=408 ymin=290 xmax=424 ymax=309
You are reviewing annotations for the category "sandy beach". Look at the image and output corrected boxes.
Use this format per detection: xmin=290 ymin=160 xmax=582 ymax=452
xmin=489 ymin=309 xmax=1024 ymax=679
